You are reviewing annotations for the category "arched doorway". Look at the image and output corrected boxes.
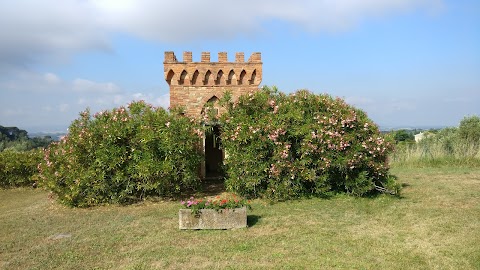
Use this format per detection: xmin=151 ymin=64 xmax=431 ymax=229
xmin=202 ymin=96 xmax=224 ymax=179
xmin=204 ymin=125 xmax=223 ymax=179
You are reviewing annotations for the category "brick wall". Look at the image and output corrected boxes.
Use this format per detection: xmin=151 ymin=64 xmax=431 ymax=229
xmin=164 ymin=51 xmax=262 ymax=117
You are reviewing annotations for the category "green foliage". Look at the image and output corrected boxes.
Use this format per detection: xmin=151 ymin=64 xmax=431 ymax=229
xmin=393 ymin=129 xmax=415 ymax=143
xmin=458 ymin=115 xmax=480 ymax=141
xmin=0 ymin=149 xmax=43 ymax=188
xmin=38 ymin=101 xmax=203 ymax=207
xmin=0 ymin=126 xmax=28 ymax=141
xmin=391 ymin=115 xmax=480 ymax=166
xmin=219 ymin=86 xmax=395 ymax=200
xmin=458 ymin=115 xmax=480 ymax=156
xmin=0 ymin=125 xmax=53 ymax=152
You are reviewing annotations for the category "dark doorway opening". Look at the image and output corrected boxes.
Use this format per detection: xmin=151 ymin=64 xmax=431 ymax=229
xmin=205 ymin=125 xmax=223 ymax=179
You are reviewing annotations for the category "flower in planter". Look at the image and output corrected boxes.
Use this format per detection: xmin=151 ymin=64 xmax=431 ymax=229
xmin=181 ymin=194 xmax=251 ymax=215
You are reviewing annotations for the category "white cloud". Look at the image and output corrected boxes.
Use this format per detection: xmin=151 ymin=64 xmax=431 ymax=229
xmin=0 ymin=70 xmax=121 ymax=95
xmin=2 ymin=108 xmax=28 ymax=117
xmin=0 ymin=0 xmax=444 ymax=69
xmin=58 ymin=103 xmax=70 ymax=112
xmin=155 ymin=93 xmax=170 ymax=109
xmin=278 ymin=0 xmax=444 ymax=32
xmin=72 ymin=79 xmax=121 ymax=94
xmin=132 ymin=93 xmax=146 ymax=100
xmin=91 ymin=0 xmax=444 ymax=41
xmin=78 ymin=98 xmax=88 ymax=105
xmin=0 ymin=70 xmax=168 ymax=130
xmin=44 ymin=73 xmax=61 ymax=84
xmin=41 ymin=106 xmax=53 ymax=112
xmin=113 ymin=95 xmax=124 ymax=105
xmin=0 ymin=0 xmax=109 ymax=68
xmin=345 ymin=96 xmax=375 ymax=107
xmin=0 ymin=70 xmax=66 ymax=93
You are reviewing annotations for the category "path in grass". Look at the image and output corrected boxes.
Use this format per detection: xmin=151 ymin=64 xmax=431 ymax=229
xmin=0 ymin=167 xmax=479 ymax=269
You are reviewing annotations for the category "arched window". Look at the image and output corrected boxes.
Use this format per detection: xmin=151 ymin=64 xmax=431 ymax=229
xmin=179 ymin=70 xmax=187 ymax=85
xmin=227 ymin=70 xmax=235 ymax=85
xmin=238 ymin=70 xmax=246 ymax=85
xmin=204 ymin=70 xmax=212 ymax=85
xmin=215 ymin=70 xmax=224 ymax=85
xmin=202 ymin=96 xmax=220 ymax=118
xmin=191 ymin=70 xmax=199 ymax=85
xmin=249 ymin=69 xmax=256 ymax=85
xmin=206 ymin=96 xmax=219 ymax=104
xmin=166 ymin=70 xmax=175 ymax=85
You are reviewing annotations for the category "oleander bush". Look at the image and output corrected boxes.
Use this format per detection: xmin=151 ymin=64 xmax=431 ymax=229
xmin=220 ymin=86 xmax=398 ymax=200
xmin=0 ymin=149 xmax=43 ymax=188
xmin=38 ymin=101 xmax=203 ymax=207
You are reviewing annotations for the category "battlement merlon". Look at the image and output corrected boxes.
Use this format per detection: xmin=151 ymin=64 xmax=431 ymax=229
xmin=164 ymin=51 xmax=262 ymax=87
xmin=164 ymin=51 xmax=262 ymax=63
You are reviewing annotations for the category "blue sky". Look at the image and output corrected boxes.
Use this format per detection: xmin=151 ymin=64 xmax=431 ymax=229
xmin=0 ymin=0 xmax=479 ymax=132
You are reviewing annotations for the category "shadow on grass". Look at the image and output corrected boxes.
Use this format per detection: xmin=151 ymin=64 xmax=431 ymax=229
xmin=166 ymin=174 xmax=407 ymax=203
xmin=173 ymin=177 xmax=227 ymax=201
xmin=198 ymin=177 xmax=226 ymax=196
xmin=247 ymin=215 xmax=261 ymax=227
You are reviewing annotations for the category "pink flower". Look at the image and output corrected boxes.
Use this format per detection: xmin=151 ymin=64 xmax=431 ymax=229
xmin=270 ymin=164 xmax=280 ymax=176
xmin=268 ymin=133 xmax=278 ymax=141
xmin=193 ymin=128 xmax=203 ymax=137
xmin=273 ymin=106 xmax=279 ymax=114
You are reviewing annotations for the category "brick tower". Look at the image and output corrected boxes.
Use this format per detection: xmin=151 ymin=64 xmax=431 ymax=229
xmin=164 ymin=51 xmax=262 ymax=179
xmin=164 ymin=51 xmax=262 ymax=117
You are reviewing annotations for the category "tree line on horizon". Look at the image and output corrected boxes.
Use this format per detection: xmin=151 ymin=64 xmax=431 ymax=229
xmin=0 ymin=125 xmax=54 ymax=152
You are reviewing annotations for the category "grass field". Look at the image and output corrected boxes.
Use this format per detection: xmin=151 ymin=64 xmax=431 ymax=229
xmin=1 ymin=167 xmax=479 ymax=269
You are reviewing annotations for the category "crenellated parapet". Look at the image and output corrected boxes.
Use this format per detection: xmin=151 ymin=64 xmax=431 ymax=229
xmin=164 ymin=51 xmax=262 ymax=117
xmin=164 ymin=51 xmax=262 ymax=87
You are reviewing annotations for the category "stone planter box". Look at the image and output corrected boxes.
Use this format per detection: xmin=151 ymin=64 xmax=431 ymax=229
xmin=179 ymin=207 xmax=247 ymax=230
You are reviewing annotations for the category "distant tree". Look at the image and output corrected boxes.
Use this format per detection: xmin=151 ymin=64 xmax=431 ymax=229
xmin=393 ymin=130 xmax=415 ymax=143
xmin=458 ymin=116 xmax=480 ymax=143
xmin=0 ymin=126 xmax=28 ymax=141
xmin=30 ymin=136 xmax=54 ymax=149
xmin=457 ymin=115 xmax=480 ymax=156
xmin=0 ymin=125 xmax=53 ymax=152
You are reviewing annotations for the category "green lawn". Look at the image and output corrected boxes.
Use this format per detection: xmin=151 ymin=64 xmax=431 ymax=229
xmin=1 ymin=167 xmax=479 ymax=269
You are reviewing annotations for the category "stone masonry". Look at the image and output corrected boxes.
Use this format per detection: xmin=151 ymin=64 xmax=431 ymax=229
xmin=164 ymin=51 xmax=262 ymax=117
